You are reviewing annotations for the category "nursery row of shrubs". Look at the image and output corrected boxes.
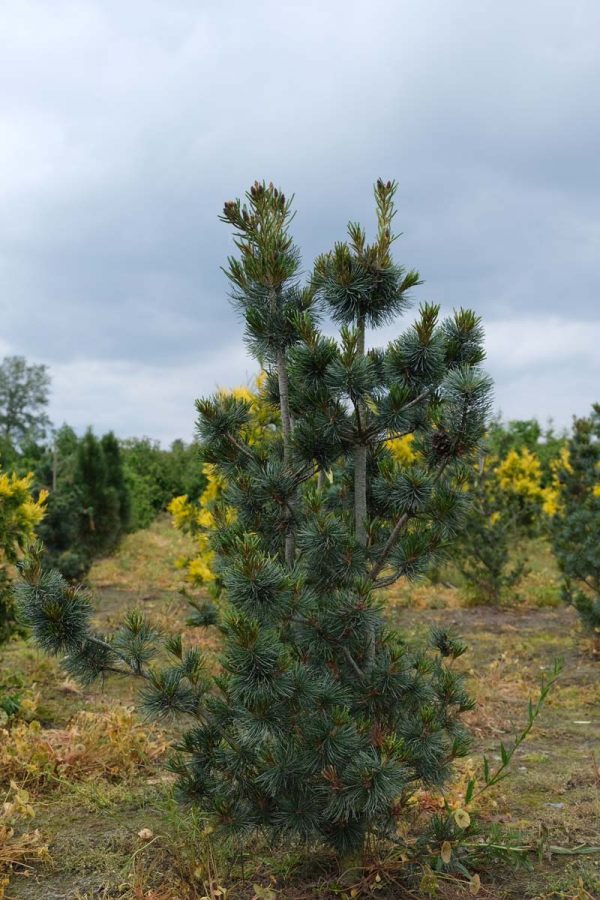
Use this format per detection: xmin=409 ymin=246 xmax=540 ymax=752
xmin=0 ymin=354 xmax=206 ymax=637
xmin=167 ymin=372 xmax=599 ymax=645
xmin=1 ymin=424 xmax=204 ymax=578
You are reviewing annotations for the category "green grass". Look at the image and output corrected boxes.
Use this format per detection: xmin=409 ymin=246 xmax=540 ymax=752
xmin=88 ymin=513 xmax=197 ymax=597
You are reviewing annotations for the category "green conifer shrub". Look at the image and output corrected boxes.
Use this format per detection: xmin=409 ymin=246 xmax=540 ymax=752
xmin=38 ymin=428 xmax=130 ymax=579
xmin=122 ymin=437 xmax=204 ymax=530
xmin=35 ymin=426 xmax=85 ymax=578
xmin=17 ymin=181 xmax=492 ymax=854
xmin=452 ymin=459 xmax=528 ymax=605
xmin=449 ymin=431 xmax=566 ymax=605
xmin=551 ymin=405 xmax=600 ymax=653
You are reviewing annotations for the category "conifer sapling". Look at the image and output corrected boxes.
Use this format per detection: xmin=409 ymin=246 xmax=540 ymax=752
xmin=552 ymin=404 xmax=600 ymax=654
xmin=17 ymin=180 xmax=493 ymax=853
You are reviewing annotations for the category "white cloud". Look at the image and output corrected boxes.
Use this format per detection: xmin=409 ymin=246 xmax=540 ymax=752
xmin=486 ymin=317 xmax=600 ymax=370
xmin=485 ymin=317 xmax=600 ymax=427
xmin=1 ymin=0 xmax=600 ymax=437
xmin=48 ymin=339 xmax=255 ymax=444
xmin=36 ymin=315 xmax=600 ymax=444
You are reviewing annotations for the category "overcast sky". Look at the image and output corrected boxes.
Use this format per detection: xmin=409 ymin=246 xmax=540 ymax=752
xmin=1 ymin=0 xmax=599 ymax=443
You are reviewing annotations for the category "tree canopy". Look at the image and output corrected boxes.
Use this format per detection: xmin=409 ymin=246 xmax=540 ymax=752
xmin=0 ymin=356 xmax=51 ymax=451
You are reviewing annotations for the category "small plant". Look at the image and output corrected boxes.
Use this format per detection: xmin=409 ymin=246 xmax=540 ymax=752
xmin=0 ymin=673 xmax=39 ymax=726
xmin=551 ymin=405 xmax=600 ymax=653
xmin=401 ymin=659 xmax=563 ymax=896
xmin=453 ymin=456 xmax=528 ymax=605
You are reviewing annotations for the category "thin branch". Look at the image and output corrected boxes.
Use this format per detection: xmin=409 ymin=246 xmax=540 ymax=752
xmin=87 ymin=635 xmax=246 ymax=756
xmin=85 ymin=635 xmax=151 ymax=682
xmin=369 ymin=513 xmax=410 ymax=582
xmin=366 ymin=388 xmax=430 ymax=440
xmin=373 ymin=571 xmax=404 ymax=589
xmin=342 ymin=646 xmax=365 ymax=678
xmin=226 ymin=432 xmax=255 ymax=463
xmin=369 ymin=459 xmax=449 ymax=584
xmin=290 ymin=614 xmax=365 ymax=677
xmin=292 ymin=462 xmax=319 ymax=486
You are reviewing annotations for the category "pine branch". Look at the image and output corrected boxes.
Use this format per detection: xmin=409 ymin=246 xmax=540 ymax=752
xmin=369 ymin=512 xmax=411 ymax=583
xmin=85 ymin=634 xmax=150 ymax=679
xmin=369 ymin=460 xmax=449 ymax=583
xmin=342 ymin=645 xmax=365 ymax=678
xmin=290 ymin=613 xmax=365 ymax=676
xmin=226 ymin=432 xmax=255 ymax=463
xmin=367 ymin=388 xmax=431 ymax=441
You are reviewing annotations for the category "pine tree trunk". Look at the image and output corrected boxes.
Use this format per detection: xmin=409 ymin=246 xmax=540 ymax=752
xmin=277 ymin=346 xmax=295 ymax=567
xmin=354 ymin=316 xmax=375 ymax=670
xmin=354 ymin=317 xmax=368 ymax=547
xmin=354 ymin=445 xmax=367 ymax=546
xmin=277 ymin=348 xmax=292 ymax=463
xmin=269 ymin=282 xmax=296 ymax=568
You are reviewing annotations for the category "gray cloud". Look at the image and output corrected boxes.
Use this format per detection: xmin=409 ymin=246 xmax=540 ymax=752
xmin=1 ymin=0 xmax=599 ymax=441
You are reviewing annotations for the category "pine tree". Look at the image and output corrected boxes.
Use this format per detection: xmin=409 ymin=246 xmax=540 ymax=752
xmin=551 ymin=405 xmax=600 ymax=653
xmin=37 ymin=428 xmax=130 ymax=579
xmin=100 ymin=431 xmax=131 ymax=534
xmin=17 ymin=181 xmax=492 ymax=853
xmin=453 ymin=457 xmax=528 ymax=605
xmin=35 ymin=426 xmax=87 ymax=579
xmin=70 ymin=429 xmax=130 ymax=565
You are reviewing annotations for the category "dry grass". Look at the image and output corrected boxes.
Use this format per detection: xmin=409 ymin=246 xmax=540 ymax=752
xmin=2 ymin=525 xmax=600 ymax=898
xmin=0 ymin=784 xmax=49 ymax=898
xmin=0 ymin=708 xmax=167 ymax=792
xmin=387 ymin=537 xmax=562 ymax=612
xmin=89 ymin=515 xmax=196 ymax=596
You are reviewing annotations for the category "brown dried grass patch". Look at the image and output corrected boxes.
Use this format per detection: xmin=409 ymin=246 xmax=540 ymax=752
xmin=0 ymin=707 xmax=167 ymax=791
xmin=0 ymin=783 xmax=49 ymax=898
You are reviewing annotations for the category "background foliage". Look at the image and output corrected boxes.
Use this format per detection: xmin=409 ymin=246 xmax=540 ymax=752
xmin=0 ymin=471 xmax=46 ymax=643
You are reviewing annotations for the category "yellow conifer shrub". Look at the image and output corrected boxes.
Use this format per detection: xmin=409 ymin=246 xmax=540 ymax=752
xmin=385 ymin=434 xmax=418 ymax=467
xmin=538 ymin=447 xmax=572 ymax=517
xmin=0 ymin=471 xmax=46 ymax=641
xmin=0 ymin=473 xmax=47 ymax=558
xmin=495 ymin=448 xmax=544 ymax=501
xmin=169 ymin=378 xmax=275 ymax=590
